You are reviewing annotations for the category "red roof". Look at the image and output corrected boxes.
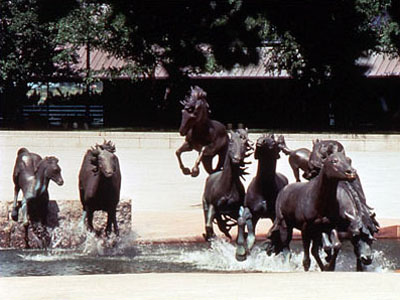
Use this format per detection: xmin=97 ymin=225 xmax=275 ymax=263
xmin=72 ymin=47 xmax=400 ymax=79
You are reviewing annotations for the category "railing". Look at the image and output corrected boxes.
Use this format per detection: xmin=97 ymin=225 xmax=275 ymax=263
xmin=22 ymin=104 xmax=104 ymax=128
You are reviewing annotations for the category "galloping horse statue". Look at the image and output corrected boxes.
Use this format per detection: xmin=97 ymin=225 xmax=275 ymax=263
xmin=308 ymin=139 xmax=379 ymax=271
xmin=79 ymin=140 xmax=121 ymax=236
xmin=11 ymin=148 xmax=64 ymax=248
xmin=265 ymin=150 xmax=358 ymax=271
xmin=202 ymin=129 xmax=252 ymax=241
xmin=320 ymin=185 xmax=376 ymax=271
xmin=277 ymin=135 xmax=312 ymax=182
xmin=236 ymin=134 xmax=288 ymax=261
xmin=176 ymin=86 xmax=229 ymax=177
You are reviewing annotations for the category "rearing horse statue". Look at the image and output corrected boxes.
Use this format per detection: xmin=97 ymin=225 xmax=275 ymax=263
xmin=176 ymin=86 xmax=228 ymax=177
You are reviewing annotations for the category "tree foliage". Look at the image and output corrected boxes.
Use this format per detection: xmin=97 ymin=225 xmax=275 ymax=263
xmin=0 ymin=0 xmax=58 ymax=90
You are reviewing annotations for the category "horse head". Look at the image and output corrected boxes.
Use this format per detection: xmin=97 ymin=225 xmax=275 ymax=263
xmin=344 ymin=210 xmax=375 ymax=267
xmin=179 ymin=86 xmax=210 ymax=136
xmin=254 ymin=134 xmax=280 ymax=160
xmin=322 ymin=152 xmax=357 ymax=182
xmin=90 ymin=141 xmax=118 ymax=178
xmin=309 ymin=139 xmax=346 ymax=171
xmin=40 ymin=156 xmax=64 ymax=186
xmin=227 ymin=130 xmax=248 ymax=166
xmin=351 ymin=224 xmax=375 ymax=266
xmin=276 ymin=134 xmax=287 ymax=149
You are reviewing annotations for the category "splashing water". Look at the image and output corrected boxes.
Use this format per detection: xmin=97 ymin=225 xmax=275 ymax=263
xmin=176 ymin=239 xmax=318 ymax=272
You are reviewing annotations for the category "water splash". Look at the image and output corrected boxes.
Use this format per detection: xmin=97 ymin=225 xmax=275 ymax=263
xmin=176 ymin=239 xmax=318 ymax=272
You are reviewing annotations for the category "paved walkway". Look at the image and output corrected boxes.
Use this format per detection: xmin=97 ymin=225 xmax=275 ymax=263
xmin=1 ymin=272 xmax=399 ymax=300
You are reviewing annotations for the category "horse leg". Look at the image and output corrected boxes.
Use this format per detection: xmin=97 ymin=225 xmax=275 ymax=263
xmin=321 ymin=232 xmax=333 ymax=263
xmin=106 ymin=211 xmax=113 ymax=236
xmin=280 ymin=224 xmax=292 ymax=264
xmin=21 ymin=197 xmax=29 ymax=228
xmin=87 ymin=209 xmax=95 ymax=233
xmin=236 ymin=207 xmax=247 ymax=261
xmin=301 ymin=232 xmax=312 ymax=271
xmin=201 ymin=156 xmax=214 ymax=175
xmin=216 ymin=216 xmax=232 ymax=239
xmin=325 ymin=229 xmax=341 ymax=271
xmin=191 ymin=147 xmax=205 ymax=177
xmin=24 ymin=223 xmax=30 ymax=249
xmin=311 ymin=236 xmax=326 ymax=271
xmin=246 ymin=211 xmax=258 ymax=251
xmin=291 ymin=165 xmax=301 ymax=182
xmin=112 ymin=209 xmax=119 ymax=236
xmin=203 ymin=204 xmax=216 ymax=241
xmin=105 ymin=209 xmax=119 ymax=236
xmin=11 ymin=186 xmax=20 ymax=221
xmin=175 ymin=142 xmax=193 ymax=175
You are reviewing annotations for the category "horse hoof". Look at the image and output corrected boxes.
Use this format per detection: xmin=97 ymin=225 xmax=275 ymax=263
xmin=182 ymin=168 xmax=191 ymax=175
xmin=235 ymin=253 xmax=247 ymax=262
xmin=191 ymin=169 xmax=199 ymax=177
xmin=11 ymin=209 xmax=19 ymax=221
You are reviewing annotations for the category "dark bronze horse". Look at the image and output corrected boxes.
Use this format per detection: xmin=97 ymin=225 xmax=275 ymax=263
xmin=321 ymin=185 xmax=376 ymax=271
xmin=202 ymin=130 xmax=251 ymax=241
xmin=12 ymin=148 xmax=64 ymax=248
xmin=277 ymin=135 xmax=312 ymax=182
xmin=308 ymin=139 xmax=379 ymax=271
xmin=266 ymin=151 xmax=357 ymax=271
xmin=236 ymin=134 xmax=288 ymax=261
xmin=79 ymin=140 xmax=121 ymax=235
xmin=176 ymin=86 xmax=229 ymax=177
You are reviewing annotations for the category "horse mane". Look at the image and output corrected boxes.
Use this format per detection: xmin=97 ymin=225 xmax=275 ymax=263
xmin=344 ymin=181 xmax=379 ymax=237
xmin=99 ymin=140 xmax=116 ymax=153
xmin=180 ymin=86 xmax=210 ymax=112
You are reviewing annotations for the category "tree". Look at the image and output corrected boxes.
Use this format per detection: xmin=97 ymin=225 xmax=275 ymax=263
xmin=252 ymin=0 xmax=400 ymax=128
xmin=0 ymin=0 xmax=62 ymax=123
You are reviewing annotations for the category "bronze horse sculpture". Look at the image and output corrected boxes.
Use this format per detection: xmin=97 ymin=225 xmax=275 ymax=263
xmin=265 ymin=150 xmax=358 ymax=271
xmin=176 ymin=86 xmax=229 ymax=177
xmin=308 ymin=139 xmax=379 ymax=271
xmin=277 ymin=135 xmax=312 ymax=182
xmin=11 ymin=148 xmax=64 ymax=248
xmin=320 ymin=185 xmax=376 ymax=271
xmin=202 ymin=130 xmax=252 ymax=241
xmin=79 ymin=140 xmax=121 ymax=235
xmin=236 ymin=134 xmax=288 ymax=261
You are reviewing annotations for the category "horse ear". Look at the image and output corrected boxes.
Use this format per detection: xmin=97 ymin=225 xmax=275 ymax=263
xmin=90 ymin=147 xmax=100 ymax=156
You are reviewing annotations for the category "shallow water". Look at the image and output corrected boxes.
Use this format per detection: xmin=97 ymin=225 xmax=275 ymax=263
xmin=1 ymin=238 xmax=399 ymax=277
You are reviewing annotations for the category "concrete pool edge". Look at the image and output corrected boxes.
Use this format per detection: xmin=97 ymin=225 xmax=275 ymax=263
xmin=1 ymin=272 xmax=399 ymax=300
xmin=131 ymin=210 xmax=400 ymax=243
xmin=1 ymin=130 xmax=400 ymax=151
